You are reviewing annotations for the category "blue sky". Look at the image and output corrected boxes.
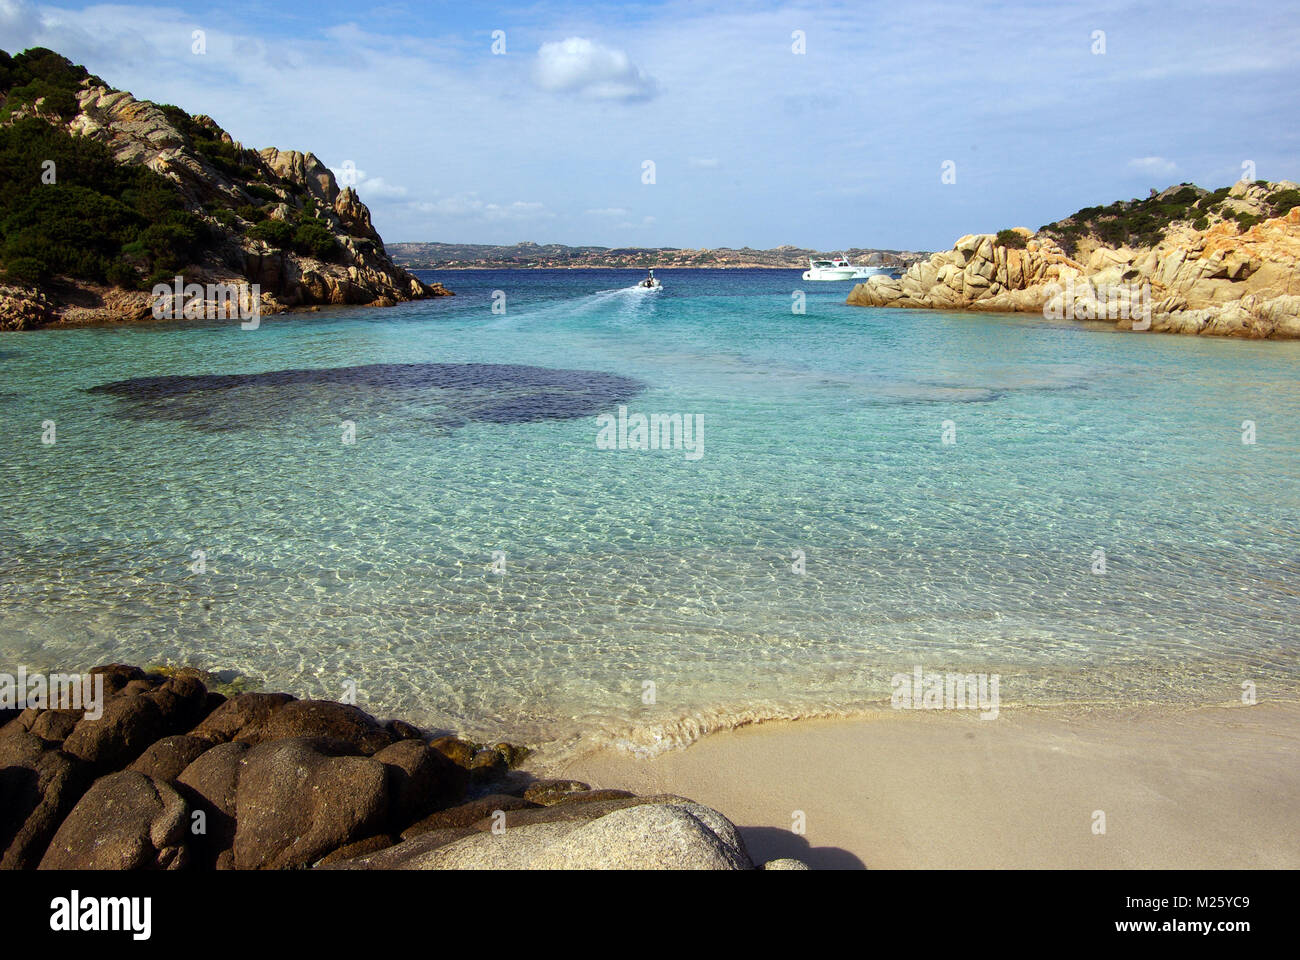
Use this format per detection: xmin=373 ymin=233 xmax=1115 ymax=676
xmin=3 ymin=0 xmax=1299 ymax=250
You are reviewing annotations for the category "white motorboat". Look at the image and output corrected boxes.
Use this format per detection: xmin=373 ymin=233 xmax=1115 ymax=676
xmin=636 ymin=270 xmax=662 ymax=290
xmin=802 ymin=255 xmax=891 ymax=281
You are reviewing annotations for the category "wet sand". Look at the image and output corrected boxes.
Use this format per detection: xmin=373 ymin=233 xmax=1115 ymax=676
xmin=555 ymin=702 xmax=1300 ymax=869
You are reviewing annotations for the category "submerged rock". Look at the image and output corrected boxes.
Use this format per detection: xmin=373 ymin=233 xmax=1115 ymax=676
xmin=87 ymin=362 xmax=646 ymax=434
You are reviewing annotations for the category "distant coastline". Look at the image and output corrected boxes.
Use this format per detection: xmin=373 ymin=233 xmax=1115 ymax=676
xmin=390 ymin=242 xmax=928 ymax=272
xmin=410 ymin=264 xmax=892 ymax=271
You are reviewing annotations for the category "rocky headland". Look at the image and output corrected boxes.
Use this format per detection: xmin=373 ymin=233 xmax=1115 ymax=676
xmin=847 ymin=181 xmax=1300 ymax=338
xmin=1 ymin=664 xmax=798 ymax=871
xmin=0 ymin=48 xmax=448 ymax=331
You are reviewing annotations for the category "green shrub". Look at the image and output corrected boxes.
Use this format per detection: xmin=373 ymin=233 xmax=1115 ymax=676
xmin=1095 ymin=220 xmax=1127 ymax=246
xmin=236 ymin=204 xmax=265 ymax=222
xmin=1 ymin=185 xmax=140 ymax=281
xmin=293 ymin=218 xmax=337 ymax=259
xmin=248 ymin=218 xmax=294 ymax=248
xmin=1267 ymin=189 xmax=1300 ymax=216
xmin=105 ymin=259 xmax=138 ymax=288
xmin=0 ymin=104 xmax=210 ymax=284
xmin=995 ymin=229 xmax=1027 ymax=249
xmin=134 ymin=213 xmax=206 ymax=272
xmin=245 ymin=183 xmax=280 ymax=204
xmin=2 ymin=256 xmax=47 ymax=284
xmin=1 ymin=79 xmax=78 ymax=119
xmin=0 ymin=48 xmax=89 ymax=120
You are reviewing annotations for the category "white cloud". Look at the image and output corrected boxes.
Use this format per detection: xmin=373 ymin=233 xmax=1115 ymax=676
xmin=329 ymin=167 xmax=409 ymax=200
xmin=6 ymin=0 xmax=1299 ymax=249
xmin=616 ymin=215 xmax=656 ymax=229
xmin=0 ymin=0 xmax=43 ymax=44
xmin=411 ymin=194 xmax=552 ymax=222
xmin=1128 ymin=156 xmax=1178 ymax=175
xmin=585 ymin=207 xmax=629 ymax=216
xmin=533 ymin=37 xmax=656 ymax=101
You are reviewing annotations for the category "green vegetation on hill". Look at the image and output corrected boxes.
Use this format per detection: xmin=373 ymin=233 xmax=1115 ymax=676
xmin=0 ymin=114 xmax=209 ymax=287
xmin=1037 ymin=183 xmax=1297 ymax=256
xmin=0 ymin=46 xmax=103 ymax=121
xmin=0 ymin=48 xmax=213 ymax=287
xmin=0 ymin=47 xmax=340 ymax=290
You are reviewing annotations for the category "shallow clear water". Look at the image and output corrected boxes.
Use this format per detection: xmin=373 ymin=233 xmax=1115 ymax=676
xmin=2 ymin=269 xmax=1298 ymax=758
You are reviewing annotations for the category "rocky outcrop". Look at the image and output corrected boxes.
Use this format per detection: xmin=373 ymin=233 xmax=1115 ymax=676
xmin=1 ymin=79 xmax=449 ymax=328
xmin=848 ymin=182 xmax=1300 ymax=339
xmin=0 ymin=663 xmax=788 ymax=871
xmin=0 ymin=284 xmax=58 ymax=330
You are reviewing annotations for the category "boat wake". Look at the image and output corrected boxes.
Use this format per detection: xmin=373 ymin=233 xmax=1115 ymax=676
xmin=488 ymin=284 xmax=662 ymax=329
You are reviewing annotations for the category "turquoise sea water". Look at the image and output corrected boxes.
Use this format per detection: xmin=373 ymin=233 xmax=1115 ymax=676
xmin=2 ymin=269 xmax=1298 ymax=758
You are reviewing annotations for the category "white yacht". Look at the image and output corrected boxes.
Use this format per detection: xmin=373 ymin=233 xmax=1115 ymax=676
xmin=802 ymin=255 xmax=891 ymax=281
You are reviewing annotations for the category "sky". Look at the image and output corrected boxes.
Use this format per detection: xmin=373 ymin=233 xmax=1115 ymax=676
xmin=3 ymin=0 xmax=1300 ymax=250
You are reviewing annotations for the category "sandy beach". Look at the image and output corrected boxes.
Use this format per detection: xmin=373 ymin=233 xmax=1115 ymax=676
xmin=555 ymin=701 xmax=1300 ymax=869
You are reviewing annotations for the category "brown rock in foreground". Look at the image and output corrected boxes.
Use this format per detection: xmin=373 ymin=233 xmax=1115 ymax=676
xmin=523 ymin=779 xmax=591 ymax=805
xmin=374 ymin=740 xmax=469 ymax=828
xmin=400 ymin=793 xmax=538 ymax=839
xmin=0 ymin=663 xmax=785 ymax=870
xmin=39 ymin=770 xmax=189 ymax=870
xmin=0 ymin=733 xmax=93 ymax=869
xmin=62 ymin=674 xmax=209 ymax=773
xmin=188 ymin=692 xmax=296 ymax=744
xmin=175 ymin=741 xmax=247 ymax=869
xmin=127 ymin=735 xmax=211 ymax=782
xmin=232 ymin=737 xmax=390 ymax=870
xmin=231 ymin=699 xmax=395 ymax=755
